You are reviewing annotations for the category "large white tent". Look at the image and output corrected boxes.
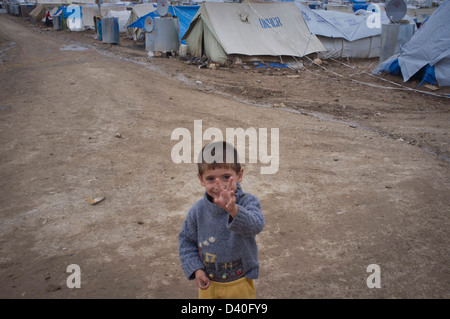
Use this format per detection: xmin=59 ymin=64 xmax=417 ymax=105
xmin=295 ymin=2 xmax=416 ymax=59
xmin=106 ymin=9 xmax=131 ymax=33
xmin=183 ymin=2 xmax=325 ymax=65
xmin=397 ymin=0 xmax=450 ymax=86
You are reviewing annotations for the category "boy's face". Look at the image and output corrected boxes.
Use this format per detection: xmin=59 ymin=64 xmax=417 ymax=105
xmin=197 ymin=167 xmax=243 ymax=200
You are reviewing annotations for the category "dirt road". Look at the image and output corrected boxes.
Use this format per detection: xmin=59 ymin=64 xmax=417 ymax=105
xmin=0 ymin=14 xmax=449 ymax=299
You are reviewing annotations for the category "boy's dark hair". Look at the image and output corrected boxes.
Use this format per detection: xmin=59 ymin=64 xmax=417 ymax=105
xmin=197 ymin=141 xmax=241 ymax=176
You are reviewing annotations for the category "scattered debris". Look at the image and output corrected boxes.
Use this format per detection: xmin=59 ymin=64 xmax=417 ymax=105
xmin=313 ymin=58 xmax=323 ymax=66
xmin=46 ymin=284 xmax=62 ymax=292
xmin=207 ymin=63 xmax=218 ymax=70
xmin=181 ymin=55 xmax=211 ymax=68
xmin=273 ymin=102 xmax=286 ymax=108
xmin=88 ymin=196 xmax=105 ymax=205
xmin=424 ymin=84 xmax=439 ymax=91
xmin=233 ymin=57 xmax=242 ymax=65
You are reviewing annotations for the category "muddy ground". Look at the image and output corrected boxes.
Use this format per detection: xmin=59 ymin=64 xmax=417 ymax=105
xmin=0 ymin=14 xmax=449 ymax=299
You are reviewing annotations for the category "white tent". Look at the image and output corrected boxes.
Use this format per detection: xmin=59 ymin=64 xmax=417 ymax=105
xmin=106 ymin=9 xmax=131 ymax=33
xmin=183 ymin=2 xmax=325 ymax=65
xmin=295 ymin=2 xmax=416 ymax=59
xmin=398 ymin=0 xmax=450 ymax=86
xmin=80 ymin=5 xmax=99 ymax=29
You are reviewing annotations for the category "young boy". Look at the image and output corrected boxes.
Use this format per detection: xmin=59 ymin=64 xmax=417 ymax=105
xmin=179 ymin=141 xmax=265 ymax=299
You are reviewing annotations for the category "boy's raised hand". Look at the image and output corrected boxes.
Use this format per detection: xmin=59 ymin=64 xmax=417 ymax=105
xmin=214 ymin=177 xmax=239 ymax=218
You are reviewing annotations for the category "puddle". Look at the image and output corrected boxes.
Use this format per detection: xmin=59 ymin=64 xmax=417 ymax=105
xmin=60 ymin=44 xmax=90 ymax=51
xmin=0 ymin=41 xmax=15 ymax=54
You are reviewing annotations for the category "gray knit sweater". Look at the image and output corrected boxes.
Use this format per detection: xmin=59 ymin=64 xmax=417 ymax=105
xmin=179 ymin=184 xmax=265 ymax=283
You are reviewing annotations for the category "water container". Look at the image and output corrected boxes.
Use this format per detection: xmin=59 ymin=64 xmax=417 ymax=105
xmin=20 ymin=5 xmax=35 ymax=17
xmin=145 ymin=32 xmax=157 ymax=52
xmin=102 ymin=17 xmax=120 ymax=44
xmin=179 ymin=44 xmax=188 ymax=57
xmin=10 ymin=4 xmax=20 ymax=16
xmin=52 ymin=15 xmax=61 ymax=31
xmin=154 ymin=17 xmax=179 ymax=53
xmin=379 ymin=23 xmax=415 ymax=62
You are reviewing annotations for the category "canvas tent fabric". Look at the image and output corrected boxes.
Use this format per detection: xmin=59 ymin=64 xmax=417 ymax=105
xmin=106 ymin=9 xmax=131 ymax=33
xmin=80 ymin=5 xmax=98 ymax=29
xmin=397 ymin=0 xmax=450 ymax=86
xmin=183 ymin=2 xmax=325 ymax=65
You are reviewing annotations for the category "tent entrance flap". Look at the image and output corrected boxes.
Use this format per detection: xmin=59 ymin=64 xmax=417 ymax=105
xmin=203 ymin=25 xmax=227 ymax=65
xmin=185 ymin=18 xmax=203 ymax=58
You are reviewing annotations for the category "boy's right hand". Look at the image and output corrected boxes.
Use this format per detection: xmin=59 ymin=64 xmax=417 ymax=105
xmin=195 ymin=269 xmax=210 ymax=290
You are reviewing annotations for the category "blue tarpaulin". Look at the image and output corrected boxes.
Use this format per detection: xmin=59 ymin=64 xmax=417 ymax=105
xmin=349 ymin=0 xmax=369 ymax=11
xmin=418 ymin=65 xmax=437 ymax=87
xmin=54 ymin=6 xmax=80 ymax=19
xmin=254 ymin=62 xmax=289 ymax=68
xmin=378 ymin=57 xmax=438 ymax=87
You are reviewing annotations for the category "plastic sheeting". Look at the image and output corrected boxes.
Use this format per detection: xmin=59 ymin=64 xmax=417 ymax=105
xmin=398 ymin=0 xmax=450 ymax=86
xmin=295 ymin=3 xmax=416 ymax=58
xmin=296 ymin=3 xmax=416 ymax=41
xmin=317 ymin=35 xmax=381 ymax=59
xmin=375 ymin=54 xmax=438 ymax=87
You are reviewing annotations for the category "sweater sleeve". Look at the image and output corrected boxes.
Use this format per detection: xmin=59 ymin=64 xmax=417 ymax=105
xmin=178 ymin=210 xmax=204 ymax=280
xmin=227 ymin=194 xmax=265 ymax=236
xmin=179 ymin=209 xmax=204 ymax=280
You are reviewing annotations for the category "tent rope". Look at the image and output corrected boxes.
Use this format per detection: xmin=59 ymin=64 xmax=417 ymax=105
xmin=329 ymin=57 xmax=450 ymax=98
xmin=299 ymin=55 xmax=450 ymax=99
